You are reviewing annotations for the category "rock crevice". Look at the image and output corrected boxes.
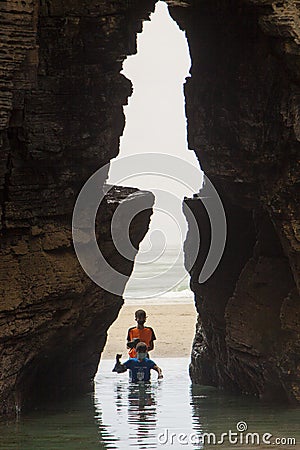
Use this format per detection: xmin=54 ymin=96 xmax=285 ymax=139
xmin=1 ymin=0 xmax=299 ymax=415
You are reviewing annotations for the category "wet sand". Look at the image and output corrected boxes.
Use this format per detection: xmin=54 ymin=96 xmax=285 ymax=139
xmin=101 ymin=302 xmax=197 ymax=359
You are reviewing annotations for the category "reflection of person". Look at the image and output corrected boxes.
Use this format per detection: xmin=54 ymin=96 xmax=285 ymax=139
xmin=128 ymin=383 xmax=157 ymax=439
xmin=113 ymin=342 xmax=163 ymax=382
xmin=127 ymin=310 xmax=156 ymax=358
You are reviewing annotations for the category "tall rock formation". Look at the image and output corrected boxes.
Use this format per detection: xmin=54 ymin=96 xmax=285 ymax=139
xmin=0 ymin=0 xmax=155 ymax=415
xmin=168 ymin=0 xmax=300 ymax=402
xmin=1 ymin=0 xmax=299 ymax=416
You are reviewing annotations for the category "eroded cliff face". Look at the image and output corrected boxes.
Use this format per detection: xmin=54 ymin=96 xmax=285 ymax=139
xmin=168 ymin=0 xmax=300 ymax=402
xmin=1 ymin=0 xmax=299 ymax=415
xmin=0 ymin=0 xmax=156 ymax=415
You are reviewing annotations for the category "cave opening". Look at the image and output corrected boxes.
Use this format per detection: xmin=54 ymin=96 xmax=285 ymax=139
xmin=0 ymin=0 xmax=299 ymax=431
xmin=103 ymin=0 xmax=202 ymax=359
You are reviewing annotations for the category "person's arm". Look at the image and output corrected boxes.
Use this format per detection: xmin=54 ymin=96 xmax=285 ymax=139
xmin=153 ymin=365 xmax=163 ymax=379
xmin=148 ymin=328 xmax=156 ymax=351
xmin=127 ymin=328 xmax=137 ymax=349
xmin=112 ymin=354 xmax=129 ymax=373
xmin=126 ymin=328 xmax=131 ymax=348
xmin=148 ymin=340 xmax=154 ymax=351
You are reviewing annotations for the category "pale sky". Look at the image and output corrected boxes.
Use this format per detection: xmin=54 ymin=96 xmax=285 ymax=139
xmin=108 ymin=0 xmax=203 ymax=250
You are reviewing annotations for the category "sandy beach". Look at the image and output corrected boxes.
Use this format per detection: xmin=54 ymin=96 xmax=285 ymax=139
xmin=101 ymin=301 xmax=197 ymax=359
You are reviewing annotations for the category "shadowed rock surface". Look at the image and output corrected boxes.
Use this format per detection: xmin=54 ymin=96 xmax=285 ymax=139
xmin=0 ymin=0 xmax=299 ymax=415
xmin=168 ymin=0 xmax=300 ymax=402
xmin=0 ymin=0 xmax=155 ymax=415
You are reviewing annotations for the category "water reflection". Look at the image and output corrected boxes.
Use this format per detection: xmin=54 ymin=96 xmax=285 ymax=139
xmin=94 ymin=359 xmax=300 ymax=449
xmin=127 ymin=384 xmax=157 ymax=435
xmin=190 ymin=384 xmax=300 ymax=449
xmin=0 ymin=358 xmax=298 ymax=449
xmin=94 ymin=364 xmax=161 ymax=448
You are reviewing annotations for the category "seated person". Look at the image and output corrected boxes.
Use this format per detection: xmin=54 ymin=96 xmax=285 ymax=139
xmin=112 ymin=342 xmax=163 ymax=382
xmin=127 ymin=309 xmax=156 ymax=358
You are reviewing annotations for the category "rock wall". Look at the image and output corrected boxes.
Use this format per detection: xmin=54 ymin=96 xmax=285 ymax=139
xmin=1 ymin=0 xmax=299 ymax=415
xmin=0 ymin=0 xmax=155 ymax=415
xmin=169 ymin=0 xmax=300 ymax=402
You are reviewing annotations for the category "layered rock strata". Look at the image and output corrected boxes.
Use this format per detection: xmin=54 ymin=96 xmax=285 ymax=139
xmin=1 ymin=0 xmax=300 ymax=415
xmin=0 ymin=0 xmax=155 ymax=415
xmin=169 ymin=0 xmax=300 ymax=402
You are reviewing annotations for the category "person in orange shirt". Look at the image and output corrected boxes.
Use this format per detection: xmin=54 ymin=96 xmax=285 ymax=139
xmin=127 ymin=309 xmax=156 ymax=358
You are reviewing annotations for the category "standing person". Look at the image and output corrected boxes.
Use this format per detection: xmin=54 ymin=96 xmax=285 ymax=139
xmin=127 ymin=309 xmax=156 ymax=358
xmin=112 ymin=342 xmax=163 ymax=382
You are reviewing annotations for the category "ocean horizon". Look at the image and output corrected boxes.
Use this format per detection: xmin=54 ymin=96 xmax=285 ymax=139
xmin=124 ymin=245 xmax=194 ymax=303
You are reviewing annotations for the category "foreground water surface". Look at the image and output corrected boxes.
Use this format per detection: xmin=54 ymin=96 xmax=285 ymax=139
xmin=0 ymin=358 xmax=299 ymax=449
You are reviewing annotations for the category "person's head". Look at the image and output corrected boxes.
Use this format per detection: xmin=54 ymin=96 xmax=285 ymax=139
xmin=135 ymin=309 xmax=147 ymax=326
xmin=136 ymin=342 xmax=147 ymax=360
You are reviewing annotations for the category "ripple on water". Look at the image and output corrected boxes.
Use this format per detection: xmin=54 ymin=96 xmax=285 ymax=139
xmin=0 ymin=358 xmax=299 ymax=449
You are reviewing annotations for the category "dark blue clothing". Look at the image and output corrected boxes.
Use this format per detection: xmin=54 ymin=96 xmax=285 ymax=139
xmin=123 ymin=357 xmax=156 ymax=382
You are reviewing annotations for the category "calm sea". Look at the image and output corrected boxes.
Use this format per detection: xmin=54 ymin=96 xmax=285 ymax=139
xmin=124 ymin=246 xmax=194 ymax=304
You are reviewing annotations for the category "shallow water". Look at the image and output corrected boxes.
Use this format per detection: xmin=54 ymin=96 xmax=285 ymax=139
xmin=0 ymin=358 xmax=299 ymax=449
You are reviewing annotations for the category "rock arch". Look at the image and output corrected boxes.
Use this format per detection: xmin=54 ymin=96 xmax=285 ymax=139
xmin=0 ymin=0 xmax=299 ymax=414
